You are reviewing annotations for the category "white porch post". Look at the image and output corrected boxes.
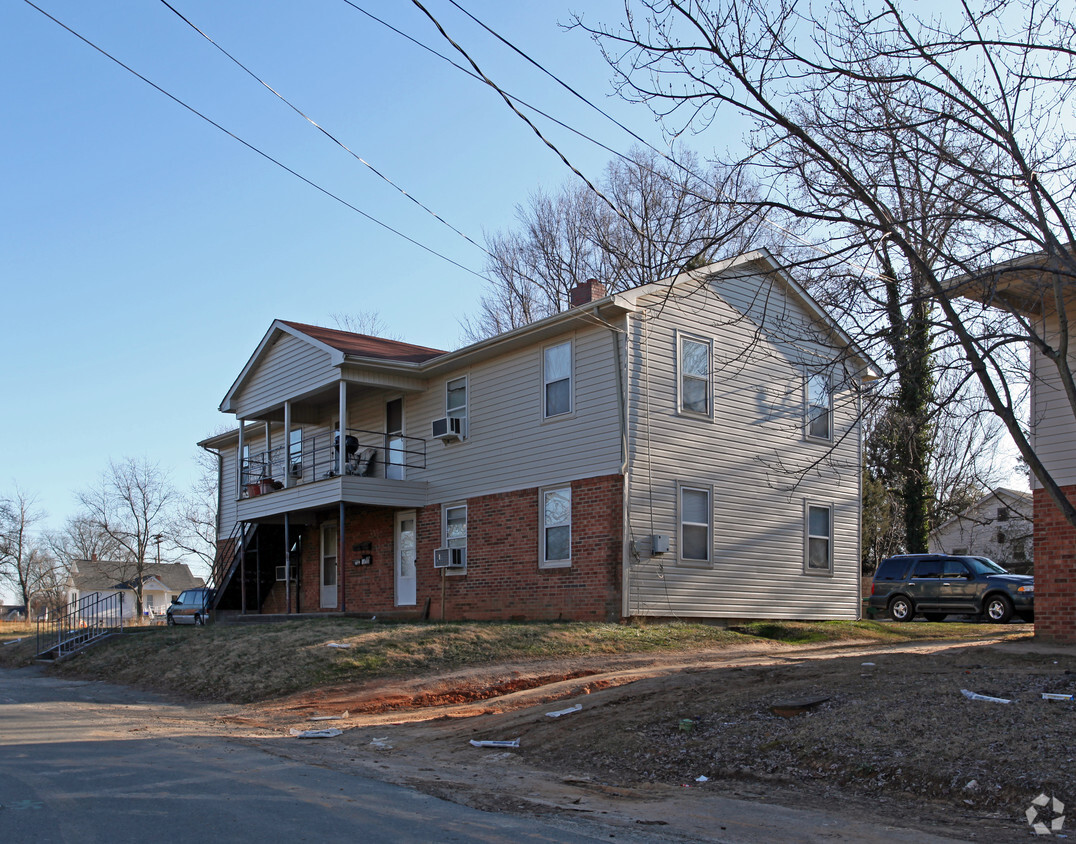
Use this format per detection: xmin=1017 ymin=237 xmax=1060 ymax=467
xmin=338 ymin=381 xmax=347 ymax=475
xmin=283 ymin=401 xmax=292 ymax=489
xmin=237 ymin=420 xmax=245 ymax=498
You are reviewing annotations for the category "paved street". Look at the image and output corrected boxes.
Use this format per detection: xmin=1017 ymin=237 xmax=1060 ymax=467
xmin=0 ymin=667 xmax=607 ymax=843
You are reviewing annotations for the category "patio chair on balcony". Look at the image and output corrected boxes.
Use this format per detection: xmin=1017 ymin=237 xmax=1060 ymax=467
xmin=346 ymin=447 xmax=377 ymax=477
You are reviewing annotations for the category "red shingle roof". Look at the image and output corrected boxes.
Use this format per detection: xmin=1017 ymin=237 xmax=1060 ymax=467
xmin=281 ymin=321 xmax=445 ymax=363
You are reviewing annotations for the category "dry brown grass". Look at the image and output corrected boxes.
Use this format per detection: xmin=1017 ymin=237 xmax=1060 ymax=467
xmin=21 ymin=617 xmax=1031 ymax=704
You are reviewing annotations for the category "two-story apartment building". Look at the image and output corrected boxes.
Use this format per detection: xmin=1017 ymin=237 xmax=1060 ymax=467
xmin=953 ymin=247 xmax=1076 ymax=641
xmin=201 ymin=251 xmax=877 ymax=622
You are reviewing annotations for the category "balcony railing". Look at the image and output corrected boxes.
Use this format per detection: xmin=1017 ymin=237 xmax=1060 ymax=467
xmin=240 ymin=427 xmax=425 ymax=498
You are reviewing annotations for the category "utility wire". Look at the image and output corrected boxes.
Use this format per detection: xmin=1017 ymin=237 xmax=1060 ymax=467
xmin=339 ymin=0 xmax=628 ymax=163
xmin=21 ymin=0 xmax=487 ymax=282
xmin=157 ymin=0 xmax=491 ymax=259
xmin=407 ymin=0 xmax=646 ymax=239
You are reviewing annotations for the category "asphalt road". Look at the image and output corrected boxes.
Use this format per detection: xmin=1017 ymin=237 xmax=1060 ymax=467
xmin=0 ymin=666 xmax=608 ymax=843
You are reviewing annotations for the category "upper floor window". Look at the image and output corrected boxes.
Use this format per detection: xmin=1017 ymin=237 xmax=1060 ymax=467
xmin=543 ymin=341 xmax=572 ymax=418
xmin=540 ymin=486 xmax=571 ymax=567
xmin=679 ymin=334 xmax=712 ymax=417
xmin=806 ymin=373 xmax=832 ymax=440
xmin=805 ymin=503 xmax=833 ymax=574
xmin=996 ymin=506 xmax=1010 ymax=522
xmin=447 ymin=376 xmax=467 ymax=420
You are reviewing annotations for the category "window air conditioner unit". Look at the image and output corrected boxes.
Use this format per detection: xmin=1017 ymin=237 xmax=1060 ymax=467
xmin=433 ymin=547 xmax=466 ymax=569
xmin=431 ymin=416 xmax=465 ymax=442
xmin=275 ymin=565 xmax=297 ymax=582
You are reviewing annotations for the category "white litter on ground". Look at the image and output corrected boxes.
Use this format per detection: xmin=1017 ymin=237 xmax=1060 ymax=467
xmin=1042 ymin=693 xmax=1075 ymax=701
xmin=469 ymin=738 xmax=520 ymax=748
xmin=289 ymin=728 xmax=343 ymax=739
xmin=546 ymin=704 xmax=583 ymax=718
xmin=326 ymin=642 xmax=352 ymax=649
xmin=961 ymin=689 xmax=1011 ymax=704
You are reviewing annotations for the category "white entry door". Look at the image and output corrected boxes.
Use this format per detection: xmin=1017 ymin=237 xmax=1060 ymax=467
xmin=320 ymin=523 xmax=338 ymax=609
xmin=395 ymin=510 xmax=417 ymax=606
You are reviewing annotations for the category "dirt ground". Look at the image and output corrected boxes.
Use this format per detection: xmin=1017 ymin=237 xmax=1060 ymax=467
xmin=203 ymin=633 xmax=1075 ymax=842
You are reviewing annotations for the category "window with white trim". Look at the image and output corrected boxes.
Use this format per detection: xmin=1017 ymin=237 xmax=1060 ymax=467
xmin=678 ymin=334 xmax=712 ymax=417
xmin=442 ymin=503 xmax=467 ymax=573
xmin=679 ymin=484 xmax=712 ymax=563
xmin=446 ymin=376 xmax=467 ymax=420
xmin=805 ymin=503 xmax=833 ymax=574
xmin=543 ymin=341 xmax=572 ymax=418
xmin=806 ymin=373 xmax=832 ymax=440
xmin=540 ymin=486 xmax=571 ymax=567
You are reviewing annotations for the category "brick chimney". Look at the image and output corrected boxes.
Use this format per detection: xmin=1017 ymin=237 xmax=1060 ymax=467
xmin=569 ymin=278 xmax=607 ymax=308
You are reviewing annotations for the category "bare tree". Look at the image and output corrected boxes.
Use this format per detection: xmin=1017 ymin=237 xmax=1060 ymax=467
xmin=583 ymin=0 xmax=1076 ymax=529
xmin=330 ymin=310 xmax=400 ymax=340
xmin=77 ymin=458 xmax=175 ymax=617
xmin=464 ymin=146 xmax=776 ymax=341
xmin=46 ymin=514 xmax=126 ymax=571
xmin=0 ymin=487 xmax=60 ymax=614
xmin=167 ymin=448 xmax=220 ymax=582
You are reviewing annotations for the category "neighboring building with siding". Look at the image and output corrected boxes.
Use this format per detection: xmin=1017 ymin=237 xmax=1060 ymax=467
xmin=929 ymin=488 xmax=1033 ymax=573
xmin=201 ymin=251 xmax=877 ymax=622
xmin=952 ymin=248 xmax=1076 ymax=641
xmin=67 ymin=560 xmax=205 ymax=619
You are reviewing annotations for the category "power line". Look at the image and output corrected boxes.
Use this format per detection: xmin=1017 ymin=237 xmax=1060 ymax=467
xmin=407 ymin=0 xmax=646 ymax=239
xmin=157 ymin=0 xmax=491 ymax=259
xmin=21 ymin=0 xmax=488 ymax=282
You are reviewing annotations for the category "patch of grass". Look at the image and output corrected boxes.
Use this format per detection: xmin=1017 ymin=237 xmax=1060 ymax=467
xmin=40 ymin=616 xmax=1031 ymax=704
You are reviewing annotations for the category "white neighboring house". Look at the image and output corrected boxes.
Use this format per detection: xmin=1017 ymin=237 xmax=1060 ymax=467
xmin=66 ymin=560 xmax=205 ymax=620
xmin=929 ymin=489 xmax=1034 ymax=572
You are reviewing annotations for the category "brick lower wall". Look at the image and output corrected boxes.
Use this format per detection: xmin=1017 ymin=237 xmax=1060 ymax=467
xmin=1033 ymin=486 xmax=1076 ymax=642
xmin=290 ymin=474 xmax=624 ymax=621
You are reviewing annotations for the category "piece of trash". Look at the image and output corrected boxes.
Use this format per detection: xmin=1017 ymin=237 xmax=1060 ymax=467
xmin=960 ymin=689 xmax=1011 ymax=704
xmin=469 ymin=738 xmax=520 ymax=748
xmin=326 ymin=642 xmax=352 ymax=649
xmin=695 ymin=775 xmax=709 ymax=783
xmin=861 ymin=662 xmax=875 ymax=666
xmin=546 ymin=704 xmax=583 ymax=718
xmin=678 ymin=718 xmax=695 ymax=733
xmin=2 ymin=638 xmax=22 ymax=646
xmin=964 ymin=780 xmax=979 ymax=791
xmin=289 ymin=728 xmax=342 ymax=739
xmin=1042 ymin=693 xmax=1075 ymax=701
xmin=770 ymin=696 xmax=830 ymax=718
xmin=309 ymin=711 xmax=349 ymax=721
xmin=370 ymin=737 xmax=393 ymax=749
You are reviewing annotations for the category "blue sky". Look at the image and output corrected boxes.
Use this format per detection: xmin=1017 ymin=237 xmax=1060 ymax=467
xmin=1 ymin=0 xmax=686 ymax=575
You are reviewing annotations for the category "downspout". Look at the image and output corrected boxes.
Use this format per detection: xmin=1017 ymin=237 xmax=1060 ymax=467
xmin=284 ymin=512 xmax=291 ymax=615
xmin=607 ymin=310 xmax=631 ymax=621
xmin=339 ymin=501 xmax=346 ymax=612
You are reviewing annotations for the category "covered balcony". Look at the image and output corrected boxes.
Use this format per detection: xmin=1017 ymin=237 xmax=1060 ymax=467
xmin=236 ymin=426 xmax=428 ymax=519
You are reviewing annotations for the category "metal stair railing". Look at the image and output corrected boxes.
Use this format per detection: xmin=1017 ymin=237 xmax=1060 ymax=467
xmin=36 ymin=592 xmax=125 ymax=660
xmin=208 ymin=520 xmax=252 ymax=610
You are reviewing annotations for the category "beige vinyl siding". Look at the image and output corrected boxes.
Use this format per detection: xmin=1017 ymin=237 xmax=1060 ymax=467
xmin=624 ymin=271 xmax=862 ymax=620
xmin=1030 ymin=328 xmax=1076 ymax=487
xmin=417 ymin=324 xmax=623 ymax=504
xmin=234 ymin=332 xmax=338 ymax=419
xmin=219 ymin=447 xmax=239 ymax=540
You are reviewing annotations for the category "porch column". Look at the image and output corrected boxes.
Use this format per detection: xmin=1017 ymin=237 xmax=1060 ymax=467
xmin=283 ymin=401 xmax=292 ymax=489
xmin=264 ymin=421 xmax=272 ymax=481
xmin=237 ymin=420 xmax=245 ymax=498
xmin=339 ymin=501 xmax=346 ymax=612
xmin=284 ymin=512 xmax=291 ymax=615
xmin=338 ymin=381 xmax=347 ymax=475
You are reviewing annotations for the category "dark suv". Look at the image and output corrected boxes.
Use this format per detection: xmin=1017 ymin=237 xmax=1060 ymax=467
xmin=869 ymin=554 xmax=1033 ymax=623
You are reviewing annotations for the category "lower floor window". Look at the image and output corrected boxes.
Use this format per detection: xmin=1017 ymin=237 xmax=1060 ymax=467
xmin=806 ymin=503 xmax=832 ymax=573
xmin=679 ymin=484 xmax=712 ymax=563
xmin=541 ymin=486 xmax=571 ymax=567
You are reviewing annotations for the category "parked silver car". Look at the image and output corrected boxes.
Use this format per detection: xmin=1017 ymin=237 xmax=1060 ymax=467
xmin=166 ymin=588 xmax=214 ymax=626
